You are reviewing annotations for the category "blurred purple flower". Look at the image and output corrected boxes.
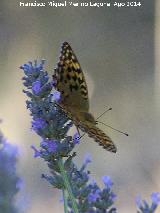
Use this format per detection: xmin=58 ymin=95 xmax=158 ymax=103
xmin=151 ymin=192 xmax=160 ymax=205
xmin=110 ymin=192 xmax=117 ymax=201
xmin=59 ymin=193 xmax=64 ymax=203
xmin=16 ymin=178 xmax=24 ymax=190
xmin=136 ymin=193 xmax=160 ymax=212
xmin=32 ymin=80 xmax=41 ymax=94
xmin=0 ymin=132 xmax=21 ymax=212
xmin=102 ymin=176 xmax=113 ymax=188
xmin=3 ymin=142 xmax=18 ymax=158
xmin=135 ymin=195 xmax=142 ymax=208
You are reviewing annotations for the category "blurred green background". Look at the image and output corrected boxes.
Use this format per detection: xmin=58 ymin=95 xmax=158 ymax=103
xmin=1 ymin=0 xmax=159 ymax=212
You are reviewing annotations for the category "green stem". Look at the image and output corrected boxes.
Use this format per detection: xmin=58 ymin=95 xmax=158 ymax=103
xmin=58 ymin=158 xmax=79 ymax=213
xmin=63 ymin=189 xmax=68 ymax=213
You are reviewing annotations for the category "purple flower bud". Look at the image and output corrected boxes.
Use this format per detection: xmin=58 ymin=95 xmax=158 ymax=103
xmin=87 ymin=189 xmax=100 ymax=202
xmin=48 ymin=140 xmax=57 ymax=153
xmin=32 ymin=80 xmax=41 ymax=94
xmin=32 ymin=118 xmax=46 ymax=131
xmin=21 ymin=63 xmax=32 ymax=74
xmin=52 ymin=90 xmax=61 ymax=102
xmin=73 ymin=132 xmax=80 ymax=144
xmin=41 ymin=139 xmax=57 ymax=153
xmin=102 ymin=176 xmax=113 ymax=188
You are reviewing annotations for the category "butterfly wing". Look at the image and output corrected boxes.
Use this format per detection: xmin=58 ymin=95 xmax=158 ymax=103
xmin=54 ymin=41 xmax=89 ymax=111
xmin=74 ymin=118 xmax=117 ymax=153
xmin=87 ymin=125 xmax=117 ymax=153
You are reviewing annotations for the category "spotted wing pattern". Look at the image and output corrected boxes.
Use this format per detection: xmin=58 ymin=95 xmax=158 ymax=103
xmin=74 ymin=118 xmax=117 ymax=152
xmin=53 ymin=41 xmax=89 ymax=111
xmin=53 ymin=41 xmax=117 ymax=153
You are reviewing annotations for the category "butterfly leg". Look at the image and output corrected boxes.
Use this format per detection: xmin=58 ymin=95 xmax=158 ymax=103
xmin=76 ymin=127 xmax=81 ymax=137
xmin=76 ymin=127 xmax=85 ymax=139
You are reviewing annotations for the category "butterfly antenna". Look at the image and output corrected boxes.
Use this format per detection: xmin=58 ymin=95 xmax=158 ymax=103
xmin=97 ymin=121 xmax=129 ymax=136
xmin=78 ymin=107 xmax=113 ymax=140
xmin=76 ymin=127 xmax=85 ymax=139
xmin=96 ymin=107 xmax=112 ymax=120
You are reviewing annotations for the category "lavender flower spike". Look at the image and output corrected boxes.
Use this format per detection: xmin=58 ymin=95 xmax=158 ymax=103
xmin=21 ymin=60 xmax=117 ymax=212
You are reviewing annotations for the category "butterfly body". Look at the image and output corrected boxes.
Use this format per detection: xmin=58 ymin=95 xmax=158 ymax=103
xmin=53 ymin=42 xmax=117 ymax=153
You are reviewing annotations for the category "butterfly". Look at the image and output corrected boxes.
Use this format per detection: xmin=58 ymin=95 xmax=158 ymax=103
xmin=53 ymin=42 xmax=117 ymax=153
